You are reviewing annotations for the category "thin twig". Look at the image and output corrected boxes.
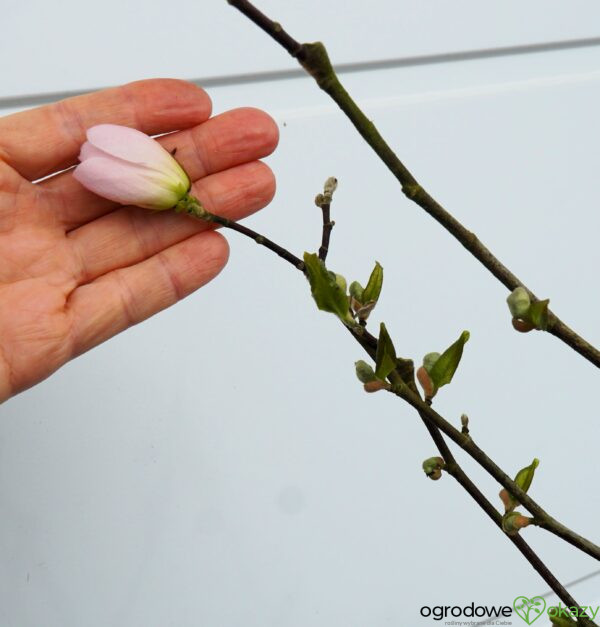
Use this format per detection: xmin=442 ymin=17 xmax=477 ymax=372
xmin=211 ymin=213 xmax=306 ymax=270
xmin=193 ymin=200 xmax=597 ymax=620
xmin=352 ymin=322 xmax=596 ymax=625
xmin=389 ymin=380 xmax=600 ymax=561
xmin=418 ymin=417 xmax=595 ymax=625
xmin=348 ymin=322 xmax=600 ymax=560
xmin=318 ymin=201 xmax=333 ymax=262
xmin=227 ymin=0 xmax=600 ymax=369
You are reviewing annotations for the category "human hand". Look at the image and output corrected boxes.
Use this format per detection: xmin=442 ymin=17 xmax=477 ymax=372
xmin=0 ymin=79 xmax=278 ymax=402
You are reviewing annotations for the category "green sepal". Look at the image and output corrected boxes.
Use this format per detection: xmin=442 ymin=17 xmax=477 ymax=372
xmin=428 ymin=331 xmax=470 ymax=392
xmin=375 ymin=322 xmax=397 ymax=380
xmin=362 ymin=261 xmax=383 ymax=304
xmin=528 ymin=299 xmax=549 ymax=331
xmin=303 ymin=252 xmax=352 ymax=323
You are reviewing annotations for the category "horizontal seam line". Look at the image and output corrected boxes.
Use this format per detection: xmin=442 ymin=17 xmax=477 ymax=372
xmin=2 ymin=35 xmax=600 ymax=110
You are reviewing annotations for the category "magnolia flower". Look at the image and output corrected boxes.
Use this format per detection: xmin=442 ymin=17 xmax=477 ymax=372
xmin=73 ymin=124 xmax=190 ymax=210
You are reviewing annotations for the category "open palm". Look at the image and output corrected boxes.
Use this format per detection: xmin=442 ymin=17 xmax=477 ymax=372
xmin=0 ymin=79 xmax=278 ymax=402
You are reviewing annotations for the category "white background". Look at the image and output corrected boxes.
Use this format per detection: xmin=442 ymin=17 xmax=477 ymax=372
xmin=1 ymin=2 xmax=599 ymax=626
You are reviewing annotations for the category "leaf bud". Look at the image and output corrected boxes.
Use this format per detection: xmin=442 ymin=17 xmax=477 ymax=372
xmin=422 ymin=352 xmax=441 ymax=374
xmin=501 ymin=511 xmax=532 ymax=535
xmin=355 ymin=360 xmax=377 ymax=384
xmin=499 ymin=488 xmax=516 ymax=513
xmin=323 ymin=176 xmax=338 ymax=199
xmin=422 ymin=456 xmax=446 ymax=480
xmin=349 ymin=281 xmax=364 ymax=303
xmin=507 ymin=286 xmax=531 ymax=318
xmin=417 ymin=366 xmax=436 ymax=400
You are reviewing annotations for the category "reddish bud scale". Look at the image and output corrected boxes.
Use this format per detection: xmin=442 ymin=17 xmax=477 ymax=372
xmin=363 ymin=380 xmax=390 ymax=393
xmin=512 ymin=318 xmax=535 ymax=333
xmin=417 ymin=366 xmax=435 ymax=399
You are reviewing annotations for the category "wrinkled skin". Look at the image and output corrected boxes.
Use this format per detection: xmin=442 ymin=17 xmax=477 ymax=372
xmin=0 ymin=79 xmax=279 ymax=402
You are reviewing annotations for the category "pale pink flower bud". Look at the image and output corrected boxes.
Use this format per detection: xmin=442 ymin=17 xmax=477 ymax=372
xmin=73 ymin=124 xmax=190 ymax=210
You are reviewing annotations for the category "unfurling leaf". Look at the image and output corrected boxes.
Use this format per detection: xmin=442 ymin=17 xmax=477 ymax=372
xmin=375 ymin=322 xmax=397 ymax=380
xmin=362 ymin=261 xmax=383 ymax=304
xmin=501 ymin=458 xmax=540 ymax=512
xmin=515 ymin=458 xmax=539 ymax=494
xmin=428 ymin=331 xmax=470 ymax=392
xmin=303 ymin=252 xmax=352 ymax=324
xmin=507 ymin=286 xmax=550 ymax=332
xmin=528 ymin=299 xmax=549 ymax=331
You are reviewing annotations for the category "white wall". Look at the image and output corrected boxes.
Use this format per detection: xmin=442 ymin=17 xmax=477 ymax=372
xmin=1 ymin=3 xmax=599 ymax=626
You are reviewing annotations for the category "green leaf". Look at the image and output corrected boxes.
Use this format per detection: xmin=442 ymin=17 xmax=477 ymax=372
xmin=514 ymin=458 xmax=539 ymax=494
xmin=375 ymin=322 xmax=397 ymax=380
xmin=362 ymin=261 xmax=383 ymax=304
xmin=428 ymin=331 xmax=470 ymax=391
xmin=303 ymin=252 xmax=351 ymax=323
xmin=528 ymin=299 xmax=549 ymax=331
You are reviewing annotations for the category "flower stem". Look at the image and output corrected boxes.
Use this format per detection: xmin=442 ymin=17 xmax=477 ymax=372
xmin=175 ymin=194 xmax=305 ymax=270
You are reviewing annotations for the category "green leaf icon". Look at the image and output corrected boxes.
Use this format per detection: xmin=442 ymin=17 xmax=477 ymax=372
xmin=428 ymin=330 xmax=470 ymax=392
xmin=513 ymin=596 xmax=547 ymax=625
xmin=375 ymin=322 xmax=397 ymax=381
xmin=303 ymin=252 xmax=352 ymax=324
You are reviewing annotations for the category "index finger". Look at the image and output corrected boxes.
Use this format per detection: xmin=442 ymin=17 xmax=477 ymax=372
xmin=0 ymin=78 xmax=212 ymax=181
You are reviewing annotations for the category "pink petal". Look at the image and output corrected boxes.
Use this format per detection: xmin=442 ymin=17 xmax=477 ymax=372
xmin=73 ymin=157 xmax=181 ymax=209
xmin=79 ymin=141 xmax=106 ymax=162
xmin=85 ymin=124 xmax=183 ymax=179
